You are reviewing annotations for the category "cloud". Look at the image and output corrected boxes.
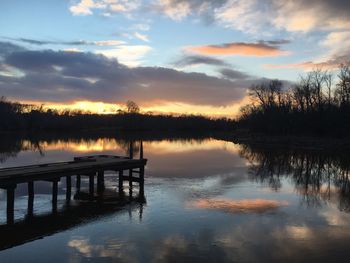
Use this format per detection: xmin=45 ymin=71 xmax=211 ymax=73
xmin=188 ymin=41 xmax=290 ymax=56
xmin=156 ymin=0 xmax=192 ymax=21
xmin=133 ymin=32 xmax=149 ymax=42
xmin=264 ymin=55 xmax=350 ymax=70
xmin=214 ymin=0 xmax=269 ymax=34
xmin=219 ymin=68 xmax=252 ymax=80
xmin=320 ymin=31 xmax=350 ymax=61
xmin=187 ymin=198 xmax=288 ymax=213
xmin=154 ymin=0 xmax=350 ymax=34
xmin=155 ymin=0 xmax=227 ymax=22
xmin=0 ymin=41 xmax=25 ymax=57
xmin=172 ymin=55 xmax=230 ymax=68
xmin=0 ymin=42 xmax=253 ymax=106
xmin=70 ymin=0 xmax=93 ymax=15
xmin=264 ymin=32 xmax=350 ymax=70
xmin=69 ymin=0 xmax=140 ymax=16
xmin=67 ymin=1 xmax=350 ymax=36
xmin=94 ymin=45 xmax=152 ymax=66
xmin=131 ymin=23 xmax=151 ymax=31
xmin=270 ymin=0 xmax=350 ymax=32
xmin=1 ymin=37 xmax=125 ymax=46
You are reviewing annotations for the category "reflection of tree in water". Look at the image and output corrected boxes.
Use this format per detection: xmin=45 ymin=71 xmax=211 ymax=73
xmin=117 ymin=140 xmax=140 ymax=157
xmin=0 ymin=139 xmax=23 ymax=163
xmin=0 ymin=138 xmax=45 ymax=163
xmin=239 ymin=144 xmax=350 ymax=212
xmin=0 ymin=133 xmax=209 ymax=163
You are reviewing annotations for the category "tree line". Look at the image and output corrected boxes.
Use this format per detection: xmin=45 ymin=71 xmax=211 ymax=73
xmin=238 ymin=63 xmax=350 ymax=137
xmin=0 ymin=98 xmax=234 ymax=132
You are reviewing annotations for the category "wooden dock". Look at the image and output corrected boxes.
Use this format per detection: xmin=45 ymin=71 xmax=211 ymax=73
xmin=0 ymin=150 xmax=147 ymax=225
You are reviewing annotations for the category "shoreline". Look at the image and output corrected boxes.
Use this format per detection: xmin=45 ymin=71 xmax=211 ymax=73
xmin=216 ymin=133 xmax=350 ymax=151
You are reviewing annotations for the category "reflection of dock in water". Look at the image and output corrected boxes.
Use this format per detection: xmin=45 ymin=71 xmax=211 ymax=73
xmin=0 ymin=189 xmax=146 ymax=251
xmin=0 ymin=141 xmax=147 ymax=250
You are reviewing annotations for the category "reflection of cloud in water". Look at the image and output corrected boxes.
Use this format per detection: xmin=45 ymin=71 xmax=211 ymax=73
xmin=285 ymin=226 xmax=312 ymax=240
xmin=68 ymin=239 xmax=93 ymax=257
xmin=153 ymin=234 xmax=230 ymax=263
xmin=68 ymin=237 xmax=137 ymax=263
xmin=188 ymin=198 xmax=288 ymax=213
xmin=320 ymin=205 xmax=350 ymax=226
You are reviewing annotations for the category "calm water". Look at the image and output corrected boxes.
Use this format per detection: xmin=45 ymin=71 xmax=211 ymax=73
xmin=0 ymin=136 xmax=350 ymax=263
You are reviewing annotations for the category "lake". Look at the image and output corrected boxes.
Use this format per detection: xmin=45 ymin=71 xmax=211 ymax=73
xmin=0 ymin=134 xmax=350 ymax=263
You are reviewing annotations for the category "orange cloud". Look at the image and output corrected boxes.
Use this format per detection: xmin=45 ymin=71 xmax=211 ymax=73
xmin=188 ymin=42 xmax=290 ymax=57
xmin=187 ymin=198 xmax=288 ymax=213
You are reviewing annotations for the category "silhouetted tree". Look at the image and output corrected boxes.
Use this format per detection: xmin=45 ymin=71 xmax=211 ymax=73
xmin=126 ymin=100 xmax=140 ymax=113
xmin=238 ymin=63 xmax=350 ymax=137
xmin=335 ymin=63 xmax=350 ymax=106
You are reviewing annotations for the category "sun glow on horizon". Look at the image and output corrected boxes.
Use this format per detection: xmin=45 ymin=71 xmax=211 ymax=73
xmin=19 ymin=97 xmax=251 ymax=118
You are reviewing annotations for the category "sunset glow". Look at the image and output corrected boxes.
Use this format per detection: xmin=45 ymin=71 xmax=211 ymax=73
xmin=23 ymin=96 xmax=251 ymax=117
xmin=1 ymin=0 xmax=349 ymax=115
xmin=1 ymin=1 xmax=350 ymax=261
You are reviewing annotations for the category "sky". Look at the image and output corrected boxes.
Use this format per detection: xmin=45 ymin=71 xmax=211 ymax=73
xmin=0 ymin=0 xmax=349 ymax=116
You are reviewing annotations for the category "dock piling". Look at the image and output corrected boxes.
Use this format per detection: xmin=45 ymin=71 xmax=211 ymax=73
xmin=66 ymin=176 xmax=71 ymax=202
xmin=52 ymin=179 xmax=58 ymax=213
xmin=89 ymin=174 xmax=94 ymax=199
xmin=6 ymin=185 xmax=16 ymax=225
xmin=76 ymin=175 xmax=81 ymax=192
xmin=27 ymin=182 xmax=34 ymax=217
xmin=97 ymin=171 xmax=104 ymax=193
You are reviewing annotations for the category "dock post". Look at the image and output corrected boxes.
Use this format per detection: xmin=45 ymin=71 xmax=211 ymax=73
xmin=139 ymin=166 xmax=145 ymax=196
xmin=129 ymin=178 xmax=133 ymax=201
xmin=129 ymin=141 xmax=134 ymax=184
xmin=76 ymin=175 xmax=81 ymax=192
xmin=139 ymin=140 xmax=143 ymax=159
xmin=97 ymin=170 xmax=104 ymax=193
xmin=66 ymin=176 xmax=71 ymax=202
xmin=119 ymin=170 xmax=124 ymax=191
xmin=52 ymin=179 xmax=59 ymax=213
xmin=139 ymin=203 xmax=143 ymax=221
xmin=89 ymin=174 xmax=94 ymax=199
xmin=6 ymin=185 xmax=16 ymax=225
xmin=129 ymin=141 xmax=134 ymax=159
xmin=27 ymin=181 xmax=34 ymax=217
xmin=140 ymin=166 xmax=145 ymax=182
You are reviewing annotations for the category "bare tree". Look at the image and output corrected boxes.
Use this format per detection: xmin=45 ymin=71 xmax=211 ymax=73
xmin=324 ymin=72 xmax=333 ymax=107
xmin=248 ymin=80 xmax=282 ymax=110
xmin=126 ymin=100 xmax=140 ymax=113
xmin=335 ymin=63 xmax=350 ymax=106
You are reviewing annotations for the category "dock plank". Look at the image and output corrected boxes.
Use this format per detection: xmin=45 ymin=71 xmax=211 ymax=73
xmin=0 ymin=155 xmax=147 ymax=185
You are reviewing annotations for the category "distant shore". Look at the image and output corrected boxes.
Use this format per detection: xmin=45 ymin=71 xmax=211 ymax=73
xmin=217 ymin=133 xmax=350 ymax=151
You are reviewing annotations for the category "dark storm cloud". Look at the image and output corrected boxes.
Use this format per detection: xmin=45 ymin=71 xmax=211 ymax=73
xmin=0 ymin=42 xmax=255 ymax=106
xmin=172 ymin=55 xmax=230 ymax=67
xmin=5 ymin=49 xmax=123 ymax=74
xmin=0 ymin=42 xmax=25 ymax=57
